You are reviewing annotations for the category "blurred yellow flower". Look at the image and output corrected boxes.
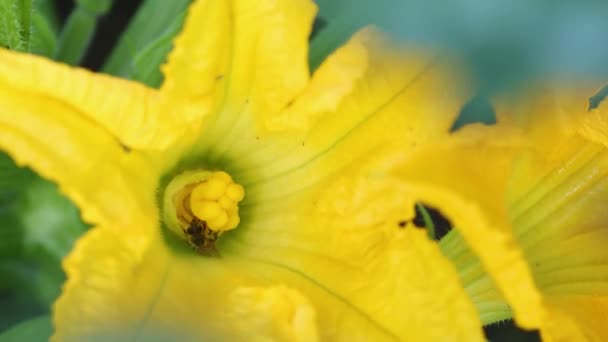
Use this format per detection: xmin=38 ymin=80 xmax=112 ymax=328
xmin=398 ymin=83 xmax=608 ymax=341
xmin=0 ymin=0 xmax=519 ymax=340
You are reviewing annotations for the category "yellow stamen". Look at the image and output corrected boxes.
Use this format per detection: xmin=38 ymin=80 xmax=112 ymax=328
xmin=193 ymin=177 xmax=228 ymax=200
xmin=162 ymin=170 xmax=246 ymax=250
xmin=193 ymin=200 xmax=223 ymax=220
xmin=218 ymin=196 xmax=234 ymax=210
xmin=189 ymin=171 xmax=244 ymax=232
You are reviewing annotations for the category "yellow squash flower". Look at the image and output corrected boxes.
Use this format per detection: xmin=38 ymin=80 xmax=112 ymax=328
xmin=395 ymin=83 xmax=608 ymax=341
xmin=0 ymin=0 xmax=512 ymax=340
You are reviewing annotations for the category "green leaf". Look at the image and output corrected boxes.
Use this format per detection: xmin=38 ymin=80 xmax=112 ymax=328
xmin=16 ymin=0 xmax=32 ymax=51
xmin=130 ymin=12 xmax=187 ymax=86
xmin=0 ymin=290 xmax=46 ymax=333
xmin=415 ymin=203 xmax=436 ymax=240
xmin=0 ymin=0 xmax=25 ymax=51
xmin=0 ymin=0 xmax=58 ymax=57
xmin=16 ymin=178 xmax=88 ymax=306
xmin=32 ymin=0 xmax=59 ymax=33
xmin=0 ymin=177 xmax=88 ymax=331
xmin=102 ymin=0 xmax=191 ymax=87
xmin=28 ymin=10 xmax=57 ymax=57
xmin=0 ymin=153 xmax=87 ymax=319
xmin=0 ymin=0 xmax=36 ymax=52
xmin=0 ymin=152 xmax=32 ymax=255
xmin=0 ymin=218 xmax=22 ymax=259
xmin=0 ymin=316 xmax=52 ymax=342
xmin=0 ymin=152 xmax=34 ymax=199
xmin=54 ymin=7 xmax=96 ymax=65
xmin=76 ymin=0 xmax=113 ymax=14
xmin=20 ymin=179 xmax=88 ymax=263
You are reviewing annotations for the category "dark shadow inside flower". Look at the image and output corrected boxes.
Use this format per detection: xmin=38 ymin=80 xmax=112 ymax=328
xmin=411 ymin=202 xmax=453 ymax=241
xmin=483 ymin=319 xmax=540 ymax=342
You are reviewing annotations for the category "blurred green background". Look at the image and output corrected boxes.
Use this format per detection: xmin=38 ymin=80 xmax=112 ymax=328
xmin=1 ymin=0 xmax=607 ymax=340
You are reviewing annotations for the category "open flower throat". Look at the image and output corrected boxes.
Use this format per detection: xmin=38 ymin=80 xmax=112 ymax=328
xmin=163 ymin=170 xmax=245 ymax=254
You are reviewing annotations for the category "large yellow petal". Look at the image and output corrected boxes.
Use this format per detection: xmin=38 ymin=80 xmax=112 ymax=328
xmin=493 ymin=85 xmax=608 ymax=340
xmin=387 ymin=124 xmax=546 ymax=329
xmin=55 ymin=164 xmax=485 ymax=340
xmin=0 ymin=72 xmax=159 ymax=227
xmin=160 ymin=33 xmax=477 ymax=338
xmin=223 ymin=155 xmax=485 ymax=340
xmin=161 ymin=0 xmax=317 ymax=130
xmin=163 ymin=4 xmax=471 ymax=196
xmin=542 ymin=297 xmax=608 ymax=342
xmin=184 ymin=27 xmax=471 ymax=208
xmin=54 ymin=224 xmax=321 ymax=341
xmin=417 ymin=84 xmax=608 ymax=338
xmin=0 ymin=49 xmax=184 ymax=150
xmin=266 ymin=25 xmax=369 ymax=131
xmin=515 ymin=139 xmax=608 ymax=298
xmin=53 ymin=225 xmax=272 ymax=341
xmin=51 ymin=2 xmax=479 ymax=339
xmin=159 ymin=0 xmax=231 ymax=125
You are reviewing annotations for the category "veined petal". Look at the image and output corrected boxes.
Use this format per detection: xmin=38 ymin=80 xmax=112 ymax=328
xmin=0 ymin=77 xmax=158 ymax=227
xmin=53 ymin=225 xmax=296 ymax=341
xmin=277 ymin=27 xmax=469 ymax=145
xmin=417 ymin=85 xmax=608 ymax=338
xmin=161 ymin=0 xmax=316 ymax=129
xmin=387 ymin=124 xmax=546 ymax=329
xmin=201 ymin=28 xmax=471 ymax=206
xmin=0 ymin=48 xmax=183 ymax=150
xmin=55 ymin=167 xmax=485 ymax=341
xmin=224 ymin=160 xmax=485 ymax=340
xmin=514 ymin=142 xmax=608 ymax=298
xmin=167 ymin=5 xmax=470 ymax=188
xmin=493 ymin=86 xmax=608 ymax=340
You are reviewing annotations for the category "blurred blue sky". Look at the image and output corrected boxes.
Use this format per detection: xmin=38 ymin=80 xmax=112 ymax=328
xmin=314 ymin=0 xmax=608 ymax=93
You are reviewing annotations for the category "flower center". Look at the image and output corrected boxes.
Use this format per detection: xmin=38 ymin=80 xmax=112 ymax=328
xmin=163 ymin=170 xmax=245 ymax=254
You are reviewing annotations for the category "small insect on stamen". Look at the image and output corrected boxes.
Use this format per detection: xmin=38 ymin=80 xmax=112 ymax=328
xmin=186 ymin=223 xmax=202 ymax=235
xmin=184 ymin=217 xmax=221 ymax=257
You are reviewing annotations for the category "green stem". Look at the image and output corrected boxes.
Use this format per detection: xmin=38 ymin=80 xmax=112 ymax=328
xmin=55 ymin=0 xmax=113 ymax=65
xmin=416 ymin=203 xmax=436 ymax=240
xmin=0 ymin=0 xmax=24 ymax=50
xmin=18 ymin=0 xmax=31 ymax=50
